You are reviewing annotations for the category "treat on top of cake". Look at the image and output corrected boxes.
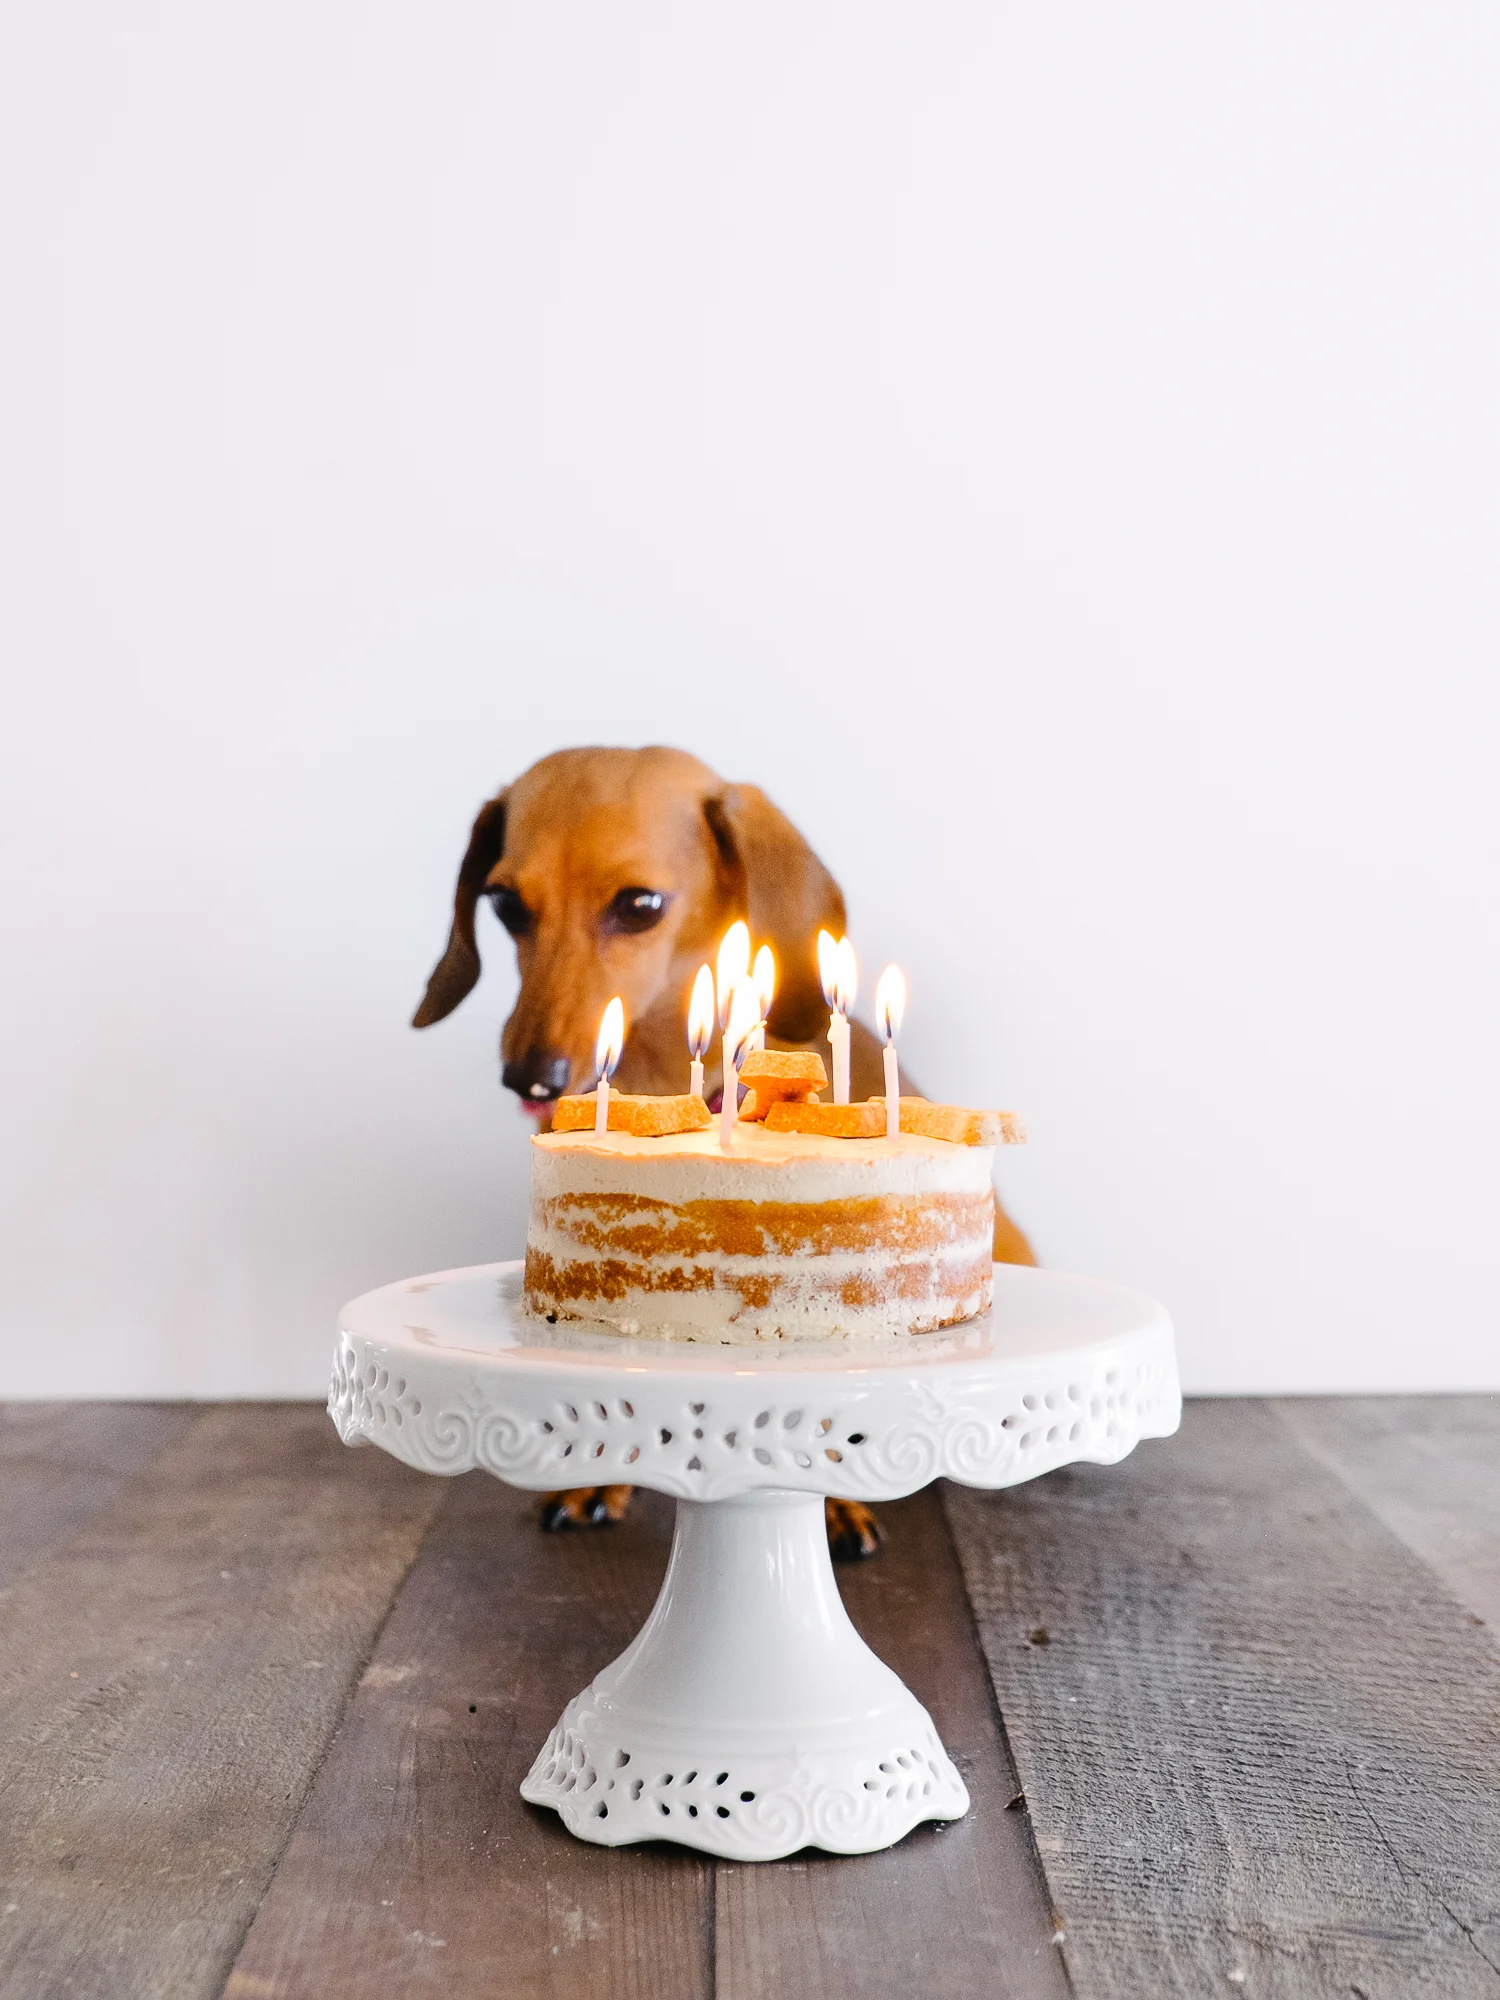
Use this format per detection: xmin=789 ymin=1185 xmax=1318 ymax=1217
xmin=760 ymin=1096 xmax=1024 ymax=1146
xmin=736 ymin=1048 xmax=826 ymax=1121
xmin=551 ymin=1092 xmax=711 ymax=1138
xmin=867 ymin=1098 xmax=1026 ymax=1147
xmin=762 ymin=1100 xmax=885 ymax=1139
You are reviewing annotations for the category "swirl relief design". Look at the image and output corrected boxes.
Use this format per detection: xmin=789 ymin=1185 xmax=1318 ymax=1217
xmin=328 ymin=1324 xmax=1179 ymax=1499
xmin=519 ymin=1696 xmax=968 ymax=1860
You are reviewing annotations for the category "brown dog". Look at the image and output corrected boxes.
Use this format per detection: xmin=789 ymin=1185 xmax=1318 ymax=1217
xmin=414 ymin=746 xmax=1034 ymax=1556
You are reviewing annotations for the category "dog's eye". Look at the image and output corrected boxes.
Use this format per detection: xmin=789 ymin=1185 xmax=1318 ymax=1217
xmin=604 ymin=887 xmax=669 ymax=935
xmin=488 ymin=887 xmax=533 ymax=938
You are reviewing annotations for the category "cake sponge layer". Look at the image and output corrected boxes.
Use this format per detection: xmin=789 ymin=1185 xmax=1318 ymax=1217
xmin=524 ymin=1125 xmax=996 ymax=1343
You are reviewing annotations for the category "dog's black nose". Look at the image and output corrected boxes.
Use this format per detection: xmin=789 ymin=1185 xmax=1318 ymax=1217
xmin=502 ymin=1050 xmax=573 ymax=1102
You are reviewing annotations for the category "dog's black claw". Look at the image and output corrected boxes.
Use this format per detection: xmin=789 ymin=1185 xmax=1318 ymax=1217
xmin=586 ymin=1494 xmax=613 ymax=1525
xmin=539 ymin=1500 xmax=572 ymax=1532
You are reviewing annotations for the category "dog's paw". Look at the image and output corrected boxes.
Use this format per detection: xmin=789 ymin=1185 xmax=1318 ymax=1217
xmin=825 ymin=1495 xmax=885 ymax=1561
xmin=539 ymin=1485 xmax=635 ymax=1531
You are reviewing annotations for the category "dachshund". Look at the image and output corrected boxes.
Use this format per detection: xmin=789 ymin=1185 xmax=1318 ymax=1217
xmin=413 ymin=745 xmax=1034 ymax=1558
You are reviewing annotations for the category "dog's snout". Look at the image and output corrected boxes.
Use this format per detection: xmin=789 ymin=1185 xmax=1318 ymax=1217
xmin=502 ymin=1050 xmax=573 ymax=1102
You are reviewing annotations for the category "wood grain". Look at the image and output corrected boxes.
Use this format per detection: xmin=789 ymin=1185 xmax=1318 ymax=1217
xmin=14 ymin=1398 xmax=1497 ymax=2000
xmin=0 ymin=1404 xmax=441 ymax=2000
xmin=0 ymin=1401 xmax=195 ymax=1591
xmin=225 ymin=1475 xmax=714 ymax=2000
xmin=230 ymin=1478 xmax=1067 ymax=2000
xmin=946 ymin=1399 xmax=1500 ymax=1999
xmin=1275 ymin=1395 xmax=1500 ymax=1637
xmin=715 ymin=1485 xmax=1069 ymax=2000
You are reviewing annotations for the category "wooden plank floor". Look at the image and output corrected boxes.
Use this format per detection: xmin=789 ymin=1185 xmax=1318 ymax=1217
xmin=1 ymin=1398 xmax=1496 ymax=2000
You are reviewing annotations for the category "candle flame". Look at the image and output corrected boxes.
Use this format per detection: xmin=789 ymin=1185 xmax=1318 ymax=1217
xmin=716 ymin=920 xmax=751 ymax=1030
xmin=834 ymin=936 xmax=857 ymax=1016
xmin=687 ymin=964 xmax=715 ymax=1060
xmin=595 ymin=996 xmax=626 ymax=1080
xmin=817 ymin=929 xmax=838 ymax=1008
xmin=875 ymin=965 xmax=906 ymax=1045
xmin=752 ymin=944 xmax=776 ymax=1022
xmin=725 ymin=977 xmax=762 ymax=1074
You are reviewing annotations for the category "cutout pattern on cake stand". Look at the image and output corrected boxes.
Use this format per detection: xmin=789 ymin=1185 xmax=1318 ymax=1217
xmin=330 ymin=1261 xmax=1179 ymax=1860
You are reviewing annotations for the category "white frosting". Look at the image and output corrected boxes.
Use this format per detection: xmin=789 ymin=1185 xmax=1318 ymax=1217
xmin=529 ymin=1124 xmax=995 ymax=1204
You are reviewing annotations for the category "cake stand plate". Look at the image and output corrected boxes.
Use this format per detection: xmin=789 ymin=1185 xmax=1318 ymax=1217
xmin=329 ymin=1262 xmax=1179 ymax=1860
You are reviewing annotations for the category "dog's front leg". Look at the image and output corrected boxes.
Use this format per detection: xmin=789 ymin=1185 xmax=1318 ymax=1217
xmin=824 ymin=1496 xmax=885 ymax=1560
xmin=539 ymin=1484 xmax=636 ymax=1530
xmin=538 ymin=1487 xmax=886 ymax=1559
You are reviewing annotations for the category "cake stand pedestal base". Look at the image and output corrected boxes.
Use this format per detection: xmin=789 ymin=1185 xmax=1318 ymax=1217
xmin=520 ymin=1489 xmax=967 ymax=1859
xmin=331 ymin=1260 xmax=1181 ymax=1859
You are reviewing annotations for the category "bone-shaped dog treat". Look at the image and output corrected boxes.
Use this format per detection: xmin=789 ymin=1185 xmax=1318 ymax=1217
xmin=763 ymin=1100 xmax=886 ymax=1139
xmin=552 ymin=1093 xmax=713 ymax=1137
xmin=736 ymin=1049 xmax=827 ymax=1121
xmin=868 ymin=1097 xmax=1027 ymax=1146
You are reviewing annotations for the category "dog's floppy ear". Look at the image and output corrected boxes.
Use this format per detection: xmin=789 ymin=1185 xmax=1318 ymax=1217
xmin=703 ymin=785 xmax=846 ymax=1042
xmin=412 ymin=790 xmax=509 ymax=1028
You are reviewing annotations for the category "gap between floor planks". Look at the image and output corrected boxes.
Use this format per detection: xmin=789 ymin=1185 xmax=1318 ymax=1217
xmin=945 ymin=1396 xmax=1500 ymax=2000
xmin=7 ymin=1398 xmax=1500 ymax=2000
xmin=0 ymin=1404 xmax=444 ymax=2000
xmin=225 ymin=1477 xmax=1067 ymax=2000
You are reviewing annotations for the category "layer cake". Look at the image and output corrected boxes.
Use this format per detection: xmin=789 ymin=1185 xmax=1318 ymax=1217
xmin=524 ymin=1122 xmax=997 ymax=1343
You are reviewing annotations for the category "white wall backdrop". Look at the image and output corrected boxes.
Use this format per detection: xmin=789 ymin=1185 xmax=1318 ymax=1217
xmin=2 ymin=0 xmax=1497 ymax=1397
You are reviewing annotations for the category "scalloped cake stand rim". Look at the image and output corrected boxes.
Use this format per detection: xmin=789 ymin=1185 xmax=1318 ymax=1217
xmin=330 ymin=1260 xmax=1181 ymax=1503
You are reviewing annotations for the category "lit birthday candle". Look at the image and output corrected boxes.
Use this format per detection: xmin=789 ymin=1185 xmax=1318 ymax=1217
xmin=818 ymin=932 xmax=857 ymax=1105
xmin=751 ymin=944 xmax=775 ymax=1054
xmin=817 ymin=931 xmax=839 ymax=1101
xmin=874 ymin=965 xmax=906 ymax=1142
xmin=687 ymin=964 xmax=714 ymax=1098
xmin=594 ymin=996 xmax=625 ymax=1136
xmin=719 ymin=978 xmax=760 ymax=1151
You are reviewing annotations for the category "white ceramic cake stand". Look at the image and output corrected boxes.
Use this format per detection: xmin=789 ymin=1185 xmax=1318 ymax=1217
xmin=328 ymin=1261 xmax=1178 ymax=1861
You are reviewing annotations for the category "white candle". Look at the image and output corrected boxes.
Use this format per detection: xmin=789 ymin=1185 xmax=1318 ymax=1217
xmin=687 ymin=963 xmax=714 ymax=1099
xmin=831 ymin=935 xmax=858 ymax=1106
xmin=875 ymin=965 xmax=906 ymax=1144
xmin=817 ymin=930 xmax=845 ymax=1104
xmin=719 ymin=979 xmax=756 ymax=1151
xmin=594 ymin=995 xmax=625 ymax=1137
xmin=829 ymin=1014 xmax=850 ymax=1106
xmin=719 ymin=1034 xmax=738 ymax=1150
xmin=715 ymin=926 xmax=752 ymax=1150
